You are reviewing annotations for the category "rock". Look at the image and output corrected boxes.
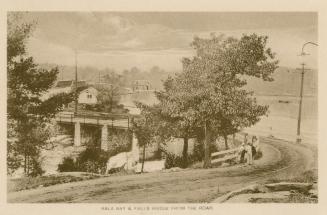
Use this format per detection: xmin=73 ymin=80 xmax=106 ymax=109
xmin=213 ymin=184 xmax=266 ymax=203
xmin=221 ymin=162 xmax=230 ymax=167
xmin=308 ymin=189 xmax=318 ymax=198
xmin=106 ymin=151 xmax=138 ymax=173
xmin=226 ymin=191 xmax=290 ymax=203
xmin=265 ymin=182 xmax=313 ymax=193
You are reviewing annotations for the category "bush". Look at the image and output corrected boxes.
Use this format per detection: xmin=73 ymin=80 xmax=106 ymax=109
xmin=192 ymin=143 xmax=204 ymax=162
xmin=58 ymin=157 xmax=78 ymax=172
xmin=29 ymin=157 xmax=45 ymax=177
xmin=76 ymin=148 xmax=109 ymax=174
xmin=58 ymin=148 xmax=109 ymax=174
xmin=164 ymin=153 xmax=186 ymax=169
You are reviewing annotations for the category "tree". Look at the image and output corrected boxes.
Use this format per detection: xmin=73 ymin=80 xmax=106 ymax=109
xmin=154 ymin=76 xmax=200 ymax=167
xmin=174 ymin=33 xmax=278 ymax=168
xmin=95 ymin=85 xmax=128 ymax=114
xmin=7 ymin=13 xmax=71 ymax=176
xmin=132 ymin=102 xmax=156 ymax=173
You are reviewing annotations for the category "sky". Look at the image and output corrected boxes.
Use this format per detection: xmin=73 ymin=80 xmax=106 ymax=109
xmin=18 ymin=12 xmax=318 ymax=72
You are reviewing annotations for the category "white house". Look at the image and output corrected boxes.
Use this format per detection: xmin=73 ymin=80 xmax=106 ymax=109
xmin=78 ymin=87 xmax=98 ymax=104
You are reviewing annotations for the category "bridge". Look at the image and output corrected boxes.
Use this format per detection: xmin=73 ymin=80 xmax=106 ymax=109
xmin=55 ymin=111 xmax=140 ymax=152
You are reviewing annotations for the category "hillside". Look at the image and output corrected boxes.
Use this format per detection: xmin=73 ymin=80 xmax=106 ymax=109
xmin=40 ymin=64 xmax=317 ymax=97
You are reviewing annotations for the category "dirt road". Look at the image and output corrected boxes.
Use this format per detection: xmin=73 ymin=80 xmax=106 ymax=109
xmin=8 ymin=137 xmax=317 ymax=203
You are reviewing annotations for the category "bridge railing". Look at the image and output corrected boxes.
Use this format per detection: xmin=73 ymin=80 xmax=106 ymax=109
xmin=55 ymin=111 xmax=141 ymax=129
xmin=211 ymin=148 xmax=240 ymax=164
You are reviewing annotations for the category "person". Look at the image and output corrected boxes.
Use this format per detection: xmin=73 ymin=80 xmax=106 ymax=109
xmin=251 ymin=136 xmax=257 ymax=158
xmin=239 ymin=143 xmax=246 ymax=163
xmin=252 ymin=135 xmax=261 ymax=160
xmin=253 ymin=136 xmax=260 ymax=152
xmin=239 ymin=133 xmax=248 ymax=163
xmin=245 ymin=141 xmax=253 ymax=165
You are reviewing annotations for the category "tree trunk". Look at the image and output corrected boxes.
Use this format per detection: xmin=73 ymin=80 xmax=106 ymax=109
xmin=224 ymin=134 xmax=229 ymax=150
xmin=141 ymin=143 xmax=146 ymax=173
xmin=203 ymin=122 xmax=212 ymax=168
xmin=24 ymin=152 xmax=27 ymax=175
xmin=182 ymin=137 xmax=189 ymax=168
xmin=26 ymin=155 xmax=30 ymax=176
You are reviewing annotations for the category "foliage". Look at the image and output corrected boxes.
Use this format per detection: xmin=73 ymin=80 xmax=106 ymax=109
xmin=107 ymin=130 xmax=132 ymax=157
xmin=58 ymin=148 xmax=109 ymax=174
xmin=57 ymin=157 xmax=78 ymax=172
xmin=132 ymin=103 xmax=157 ymax=172
xmin=164 ymin=153 xmax=185 ymax=169
xmin=76 ymin=148 xmax=109 ymax=174
xmin=159 ymin=33 xmax=278 ymax=167
xmin=94 ymin=86 xmax=128 ymax=113
xmin=7 ymin=13 xmax=72 ymax=176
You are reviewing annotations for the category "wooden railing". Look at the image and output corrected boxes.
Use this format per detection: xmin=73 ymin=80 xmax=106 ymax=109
xmin=211 ymin=148 xmax=240 ymax=164
xmin=55 ymin=111 xmax=140 ymax=129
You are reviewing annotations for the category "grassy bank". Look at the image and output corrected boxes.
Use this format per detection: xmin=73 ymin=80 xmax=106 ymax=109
xmin=8 ymin=172 xmax=102 ymax=192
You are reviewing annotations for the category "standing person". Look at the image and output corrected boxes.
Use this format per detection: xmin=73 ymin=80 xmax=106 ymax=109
xmin=251 ymin=136 xmax=257 ymax=158
xmin=239 ymin=143 xmax=246 ymax=163
xmin=245 ymin=141 xmax=253 ymax=165
xmin=253 ymin=135 xmax=261 ymax=159
xmin=239 ymin=133 xmax=248 ymax=163
xmin=253 ymin=136 xmax=260 ymax=152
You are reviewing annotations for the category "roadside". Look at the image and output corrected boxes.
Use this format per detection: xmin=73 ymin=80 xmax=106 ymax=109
xmin=8 ymin=137 xmax=316 ymax=203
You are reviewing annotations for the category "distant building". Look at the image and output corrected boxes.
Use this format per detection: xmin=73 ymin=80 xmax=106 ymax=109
xmin=41 ymin=80 xmax=87 ymax=101
xmin=133 ymin=80 xmax=151 ymax=92
xmin=78 ymin=87 xmax=98 ymax=104
xmin=56 ymin=80 xmax=87 ymax=89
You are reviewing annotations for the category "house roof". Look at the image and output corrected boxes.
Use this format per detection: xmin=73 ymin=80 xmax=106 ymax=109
xmin=55 ymin=80 xmax=87 ymax=88
xmin=55 ymin=80 xmax=73 ymax=88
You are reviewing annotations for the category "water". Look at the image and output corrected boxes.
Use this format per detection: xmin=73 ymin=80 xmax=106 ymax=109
xmin=245 ymin=95 xmax=318 ymax=144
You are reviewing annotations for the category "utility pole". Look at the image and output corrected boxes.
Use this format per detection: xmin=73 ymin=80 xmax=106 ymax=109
xmin=295 ymin=41 xmax=317 ymax=144
xmin=296 ymin=63 xmax=306 ymax=144
xmin=74 ymin=49 xmax=78 ymax=114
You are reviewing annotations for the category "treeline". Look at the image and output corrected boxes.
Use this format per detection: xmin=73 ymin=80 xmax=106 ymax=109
xmin=41 ymin=64 xmax=175 ymax=91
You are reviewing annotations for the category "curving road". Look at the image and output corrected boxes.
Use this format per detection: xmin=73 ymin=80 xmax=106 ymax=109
xmin=8 ymin=137 xmax=317 ymax=203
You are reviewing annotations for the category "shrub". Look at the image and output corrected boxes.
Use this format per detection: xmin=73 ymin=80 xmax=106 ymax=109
xmin=57 ymin=157 xmax=78 ymax=172
xmin=76 ymin=148 xmax=109 ymax=174
xmin=164 ymin=153 xmax=186 ymax=169
xmin=29 ymin=156 xmax=45 ymax=177
xmin=58 ymin=148 xmax=109 ymax=174
xmin=192 ymin=143 xmax=204 ymax=162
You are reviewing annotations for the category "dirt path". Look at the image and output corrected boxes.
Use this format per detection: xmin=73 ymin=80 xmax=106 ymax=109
xmin=8 ymin=137 xmax=316 ymax=203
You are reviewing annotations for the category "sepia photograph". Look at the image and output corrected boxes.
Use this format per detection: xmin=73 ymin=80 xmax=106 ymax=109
xmin=6 ymin=11 xmax=319 ymax=204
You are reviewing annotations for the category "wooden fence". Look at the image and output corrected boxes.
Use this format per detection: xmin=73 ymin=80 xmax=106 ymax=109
xmin=211 ymin=148 xmax=240 ymax=164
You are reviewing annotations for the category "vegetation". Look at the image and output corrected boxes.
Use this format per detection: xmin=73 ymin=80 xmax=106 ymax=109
xmin=8 ymin=173 xmax=101 ymax=192
xmin=58 ymin=148 xmax=109 ymax=174
xmin=132 ymin=103 xmax=156 ymax=173
xmin=151 ymin=33 xmax=278 ymax=168
xmin=7 ymin=14 xmax=72 ymax=176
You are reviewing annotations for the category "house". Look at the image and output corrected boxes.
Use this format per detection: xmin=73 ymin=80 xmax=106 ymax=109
xmin=78 ymin=87 xmax=98 ymax=105
xmin=77 ymin=83 xmax=117 ymax=105
xmin=133 ymin=80 xmax=151 ymax=92
xmin=41 ymin=80 xmax=87 ymax=101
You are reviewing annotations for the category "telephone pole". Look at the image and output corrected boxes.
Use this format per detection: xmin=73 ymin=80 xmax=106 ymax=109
xmin=74 ymin=49 xmax=78 ymax=114
xmin=295 ymin=42 xmax=317 ymax=144
xmin=296 ymin=63 xmax=307 ymax=144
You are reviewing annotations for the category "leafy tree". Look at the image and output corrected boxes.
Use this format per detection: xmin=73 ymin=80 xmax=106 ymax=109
xmin=7 ymin=13 xmax=71 ymax=176
xmin=95 ymin=86 xmax=128 ymax=113
xmin=172 ymin=33 xmax=278 ymax=167
xmin=132 ymin=102 xmax=156 ymax=173
xmin=154 ymin=77 xmax=200 ymax=167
